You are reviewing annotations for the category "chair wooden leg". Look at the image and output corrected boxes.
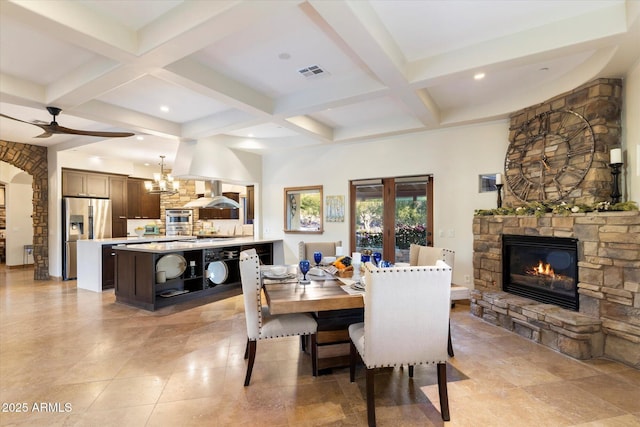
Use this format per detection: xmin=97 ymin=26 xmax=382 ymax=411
xmin=300 ymin=335 xmax=307 ymax=352
xmin=408 ymin=365 xmax=414 ymax=378
xmin=447 ymin=320 xmax=454 ymax=357
xmin=244 ymin=338 xmax=249 ymax=359
xmin=244 ymin=340 xmax=257 ymax=386
xmin=437 ymin=362 xmax=450 ymax=421
xmin=349 ymin=341 xmax=357 ymax=382
xmin=366 ymin=368 xmax=376 ymax=427
xmin=310 ymin=333 xmax=317 ymax=376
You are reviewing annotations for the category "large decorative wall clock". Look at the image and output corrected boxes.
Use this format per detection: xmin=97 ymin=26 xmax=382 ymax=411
xmin=504 ymin=109 xmax=595 ymax=202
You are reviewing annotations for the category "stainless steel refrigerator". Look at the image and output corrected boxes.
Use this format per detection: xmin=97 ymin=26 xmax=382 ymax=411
xmin=62 ymin=197 xmax=112 ymax=280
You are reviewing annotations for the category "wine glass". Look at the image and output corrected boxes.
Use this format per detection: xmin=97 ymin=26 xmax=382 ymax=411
xmin=313 ymin=251 xmax=322 ymax=266
xmin=299 ymin=260 xmax=311 ymax=283
xmin=372 ymin=252 xmax=382 ymax=267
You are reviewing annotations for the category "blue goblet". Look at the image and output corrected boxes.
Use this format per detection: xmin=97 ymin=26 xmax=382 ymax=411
xmin=299 ymin=260 xmax=311 ymax=283
xmin=313 ymin=251 xmax=322 ymax=266
xmin=372 ymin=252 xmax=382 ymax=267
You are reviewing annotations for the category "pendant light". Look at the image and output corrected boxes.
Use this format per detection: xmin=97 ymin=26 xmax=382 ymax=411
xmin=145 ymin=155 xmax=179 ymax=195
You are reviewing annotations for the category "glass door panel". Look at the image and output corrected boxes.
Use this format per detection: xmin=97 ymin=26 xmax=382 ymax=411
xmin=354 ymin=182 xmax=383 ymax=254
xmin=394 ymin=179 xmax=430 ymax=263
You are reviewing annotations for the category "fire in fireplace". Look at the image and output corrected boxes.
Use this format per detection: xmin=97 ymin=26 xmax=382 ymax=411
xmin=502 ymin=235 xmax=579 ymax=311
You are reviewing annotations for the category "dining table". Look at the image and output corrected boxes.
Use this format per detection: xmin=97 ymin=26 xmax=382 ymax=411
xmin=262 ymin=269 xmax=469 ymax=368
xmin=263 ymin=274 xmax=364 ymax=373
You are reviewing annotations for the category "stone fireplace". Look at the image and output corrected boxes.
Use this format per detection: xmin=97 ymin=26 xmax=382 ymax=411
xmin=472 ymin=212 xmax=640 ymax=369
xmin=502 ymin=234 xmax=579 ymax=311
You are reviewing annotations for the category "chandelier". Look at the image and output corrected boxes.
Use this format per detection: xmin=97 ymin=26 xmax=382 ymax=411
xmin=145 ymin=155 xmax=179 ymax=195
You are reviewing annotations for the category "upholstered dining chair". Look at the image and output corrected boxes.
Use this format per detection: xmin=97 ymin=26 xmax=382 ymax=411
xmin=409 ymin=244 xmax=455 ymax=269
xmin=298 ymin=240 xmax=342 ymax=261
xmin=409 ymin=244 xmax=463 ymax=356
xmin=239 ymin=249 xmax=318 ymax=386
xmin=349 ymin=261 xmax=453 ymax=426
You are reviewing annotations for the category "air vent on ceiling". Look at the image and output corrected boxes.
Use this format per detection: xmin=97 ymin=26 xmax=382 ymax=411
xmin=298 ymin=65 xmax=329 ymax=79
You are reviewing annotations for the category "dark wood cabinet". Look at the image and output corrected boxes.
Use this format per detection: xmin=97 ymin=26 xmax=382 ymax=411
xmin=62 ymin=169 xmax=110 ymax=198
xmin=101 ymin=244 xmax=117 ymax=289
xmin=109 ymin=176 xmax=128 ymax=237
xmin=114 ymin=242 xmax=273 ymax=311
xmin=127 ymin=178 xmax=160 ymax=219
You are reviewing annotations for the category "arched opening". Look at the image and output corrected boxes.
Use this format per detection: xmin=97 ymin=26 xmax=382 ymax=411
xmin=0 ymin=142 xmax=49 ymax=280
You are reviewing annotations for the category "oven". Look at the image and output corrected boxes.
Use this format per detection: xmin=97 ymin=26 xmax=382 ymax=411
xmin=165 ymin=209 xmax=193 ymax=236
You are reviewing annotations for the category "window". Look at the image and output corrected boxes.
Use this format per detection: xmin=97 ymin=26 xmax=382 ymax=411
xmin=284 ymin=185 xmax=323 ymax=233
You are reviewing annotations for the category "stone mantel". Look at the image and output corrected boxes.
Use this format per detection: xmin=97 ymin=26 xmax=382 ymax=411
xmin=472 ymin=211 xmax=639 ymax=368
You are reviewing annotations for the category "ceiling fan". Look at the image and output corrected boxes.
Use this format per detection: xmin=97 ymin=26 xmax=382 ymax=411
xmin=0 ymin=106 xmax=135 ymax=138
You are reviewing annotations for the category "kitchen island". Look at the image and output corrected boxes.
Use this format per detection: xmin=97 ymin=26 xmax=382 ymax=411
xmin=112 ymin=237 xmax=283 ymax=311
xmin=77 ymin=235 xmax=198 ymax=292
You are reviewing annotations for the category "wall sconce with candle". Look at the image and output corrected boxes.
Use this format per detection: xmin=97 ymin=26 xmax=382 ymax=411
xmin=495 ymin=173 xmax=503 ymax=208
xmin=609 ymin=148 xmax=622 ymax=204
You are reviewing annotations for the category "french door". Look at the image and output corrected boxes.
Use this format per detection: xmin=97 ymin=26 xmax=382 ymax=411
xmin=350 ymin=175 xmax=433 ymax=263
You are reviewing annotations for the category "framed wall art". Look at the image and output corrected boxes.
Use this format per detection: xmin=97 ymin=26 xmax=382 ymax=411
xmin=325 ymin=195 xmax=345 ymax=222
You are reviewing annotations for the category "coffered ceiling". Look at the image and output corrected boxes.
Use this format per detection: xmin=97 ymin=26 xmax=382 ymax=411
xmin=1 ymin=0 xmax=638 ymax=169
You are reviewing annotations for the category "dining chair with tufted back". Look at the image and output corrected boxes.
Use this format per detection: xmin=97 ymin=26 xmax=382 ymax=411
xmin=298 ymin=240 xmax=342 ymax=261
xmin=349 ymin=261 xmax=453 ymax=426
xmin=239 ymin=249 xmax=318 ymax=385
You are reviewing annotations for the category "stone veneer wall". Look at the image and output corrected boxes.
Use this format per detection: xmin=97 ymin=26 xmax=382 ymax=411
xmin=472 ymin=212 xmax=640 ymax=368
xmin=505 ymin=78 xmax=622 ymax=207
xmin=0 ymin=141 xmax=49 ymax=280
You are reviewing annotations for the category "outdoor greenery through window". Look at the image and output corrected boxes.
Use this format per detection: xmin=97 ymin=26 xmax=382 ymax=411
xmin=351 ymin=176 xmax=432 ymax=263
xmin=284 ymin=185 xmax=323 ymax=233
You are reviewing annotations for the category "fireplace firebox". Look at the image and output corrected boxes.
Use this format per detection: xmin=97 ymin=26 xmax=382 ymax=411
xmin=502 ymin=235 xmax=579 ymax=311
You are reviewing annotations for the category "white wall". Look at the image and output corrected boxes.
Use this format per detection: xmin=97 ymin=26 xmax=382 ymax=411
xmin=0 ymin=163 xmax=33 ymax=266
xmin=625 ymin=58 xmax=640 ymax=203
xmin=260 ymin=120 xmax=511 ymax=287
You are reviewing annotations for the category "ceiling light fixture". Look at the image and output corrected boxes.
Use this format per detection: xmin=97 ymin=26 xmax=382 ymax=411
xmin=145 ymin=155 xmax=179 ymax=195
xmin=474 ymin=72 xmax=485 ymax=80
xmin=160 ymin=105 xmax=170 ymax=112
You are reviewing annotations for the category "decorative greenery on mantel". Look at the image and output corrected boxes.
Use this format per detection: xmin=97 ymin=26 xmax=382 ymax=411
xmin=475 ymin=201 xmax=638 ymax=218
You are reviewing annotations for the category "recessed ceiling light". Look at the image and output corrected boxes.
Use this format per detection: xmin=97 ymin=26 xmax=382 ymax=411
xmin=278 ymin=52 xmax=291 ymax=60
xmin=136 ymin=136 xmax=144 ymax=140
xmin=160 ymin=105 xmax=170 ymax=112
xmin=474 ymin=72 xmax=485 ymax=80
xmin=248 ymin=133 xmax=254 ymax=137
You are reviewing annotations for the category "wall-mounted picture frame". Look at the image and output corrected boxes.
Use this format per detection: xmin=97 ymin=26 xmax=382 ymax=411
xmin=325 ymin=195 xmax=345 ymax=222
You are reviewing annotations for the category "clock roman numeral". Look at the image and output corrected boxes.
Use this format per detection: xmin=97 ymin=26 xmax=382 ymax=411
xmin=567 ymin=146 xmax=594 ymax=157
xmin=507 ymin=174 xmax=534 ymax=201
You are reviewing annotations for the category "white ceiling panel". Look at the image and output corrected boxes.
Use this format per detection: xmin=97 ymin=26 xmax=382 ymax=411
xmin=0 ymin=16 xmax=99 ymax=86
xmin=96 ymin=75 xmax=230 ymax=123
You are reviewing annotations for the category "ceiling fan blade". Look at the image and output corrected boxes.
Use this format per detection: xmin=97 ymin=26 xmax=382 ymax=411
xmin=35 ymin=130 xmax=53 ymax=138
xmin=53 ymin=125 xmax=135 ymax=138
xmin=0 ymin=112 xmax=39 ymax=126
xmin=2 ymin=107 xmax=135 ymax=138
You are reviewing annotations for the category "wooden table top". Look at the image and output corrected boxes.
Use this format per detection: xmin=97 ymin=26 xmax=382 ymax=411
xmin=263 ymin=279 xmax=364 ymax=315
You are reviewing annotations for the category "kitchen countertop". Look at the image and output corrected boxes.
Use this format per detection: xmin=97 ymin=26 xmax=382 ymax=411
xmin=112 ymin=236 xmax=279 ymax=253
xmin=78 ymin=235 xmax=197 ymax=245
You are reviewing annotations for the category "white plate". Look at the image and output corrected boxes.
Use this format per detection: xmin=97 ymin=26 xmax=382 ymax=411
xmin=156 ymin=254 xmax=187 ymax=279
xmin=207 ymin=261 xmax=228 ymax=285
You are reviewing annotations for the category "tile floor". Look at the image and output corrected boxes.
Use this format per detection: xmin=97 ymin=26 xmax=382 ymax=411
xmin=1 ymin=266 xmax=639 ymax=426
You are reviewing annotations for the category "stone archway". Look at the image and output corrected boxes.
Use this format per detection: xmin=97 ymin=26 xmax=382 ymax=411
xmin=0 ymin=141 xmax=49 ymax=280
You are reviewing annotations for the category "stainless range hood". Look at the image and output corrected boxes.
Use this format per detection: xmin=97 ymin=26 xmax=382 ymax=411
xmin=183 ymin=181 xmax=240 ymax=209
